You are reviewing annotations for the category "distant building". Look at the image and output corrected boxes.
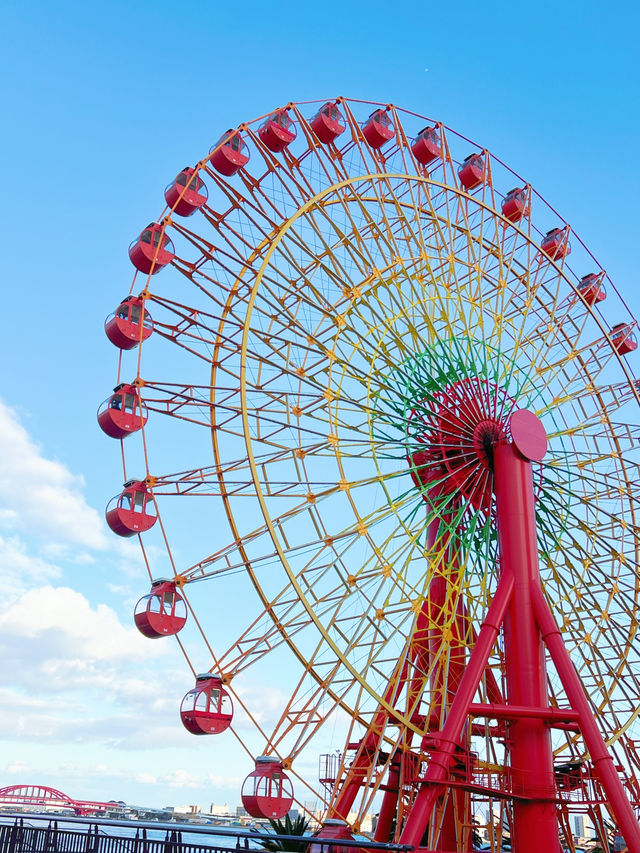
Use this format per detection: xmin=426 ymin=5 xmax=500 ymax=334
xmin=207 ymin=803 xmax=230 ymax=817
xmin=134 ymin=807 xmax=173 ymax=822
xmin=173 ymin=805 xmax=201 ymax=816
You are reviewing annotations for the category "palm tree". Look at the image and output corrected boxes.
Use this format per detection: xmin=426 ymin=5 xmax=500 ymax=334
xmin=259 ymin=815 xmax=310 ymax=853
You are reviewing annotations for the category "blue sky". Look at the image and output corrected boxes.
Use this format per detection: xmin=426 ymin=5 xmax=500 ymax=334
xmin=0 ymin=0 xmax=638 ymax=810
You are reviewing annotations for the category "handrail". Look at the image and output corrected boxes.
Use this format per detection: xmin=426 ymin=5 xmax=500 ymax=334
xmin=0 ymin=813 xmax=413 ymax=852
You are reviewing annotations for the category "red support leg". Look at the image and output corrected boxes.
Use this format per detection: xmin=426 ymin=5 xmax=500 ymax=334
xmin=399 ymin=572 xmax=514 ymax=848
xmin=493 ymin=440 xmax=560 ymax=853
xmin=366 ymin=500 xmax=471 ymax=847
xmin=425 ymin=549 xmax=468 ymax=849
xmin=374 ymin=758 xmax=400 ymax=843
xmin=532 ymin=585 xmax=640 ymax=852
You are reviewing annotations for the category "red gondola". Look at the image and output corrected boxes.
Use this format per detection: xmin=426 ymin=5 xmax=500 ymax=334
xmin=128 ymin=223 xmax=175 ymax=275
xmin=180 ymin=674 xmax=233 ymax=735
xmin=458 ymin=153 xmax=486 ymax=190
xmin=164 ymin=168 xmax=208 ymax=217
xmin=310 ymin=102 xmax=346 ymax=144
xmin=310 ymin=820 xmax=354 ymax=853
xmin=240 ymin=756 xmax=294 ymax=819
xmin=576 ymin=272 xmax=606 ymax=306
xmin=610 ymin=323 xmax=638 ymax=355
xmin=134 ymin=579 xmax=187 ymax=638
xmin=105 ymin=480 xmax=157 ymax=537
xmin=209 ymin=131 xmax=250 ymax=177
xmin=362 ymin=109 xmax=394 ymax=149
xmin=411 ymin=126 xmax=442 ymax=165
xmin=104 ymin=296 xmax=153 ymax=350
xmin=541 ymin=227 xmax=571 ymax=260
xmin=501 ymin=187 xmax=529 ymax=223
xmin=97 ymin=384 xmax=148 ymax=439
xmin=258 ymin=110 xmax=297 ymax=153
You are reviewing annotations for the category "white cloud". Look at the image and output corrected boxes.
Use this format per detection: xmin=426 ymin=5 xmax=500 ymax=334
xmin=39 ymin=542 xmax=97 ymax=563
xmin=38 ymin=763 xmax=242 ymax=792
xmin=0 ymin=402 xmax=253 ymax=801
xmin=0 ymin=586 xmax=198 ymax=750
xmin=110 ymin=537 xmax=155 ymax=578
xmin=135 ymin=769 xmax=242 ymax=790
xmin=231 ymin=681 xmax=294 ymax=732
xmin=0 ymin=585 xmax=160 ymax=663
xmin=134 ymin=772 xmax=158 ymax=785
xmin=0 ymin=703 xmax=184 ymax=749
xmin=0 ymin=535 xmax=61 ymax=604
xmin=0 ymin=401 xmax=107 ymax=549
xmin=161 ymin=769 xmax=202 ymax=789
xmin=0 ymin=508 xmax=18 ymax=525
xmin=6 ymin=759 xmax=30 ymax=774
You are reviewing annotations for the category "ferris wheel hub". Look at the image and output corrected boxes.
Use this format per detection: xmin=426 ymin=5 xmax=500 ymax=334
xmin=408 ymin=377 xmax=514 ymax=511
xmin=471 ymin=418 xmax=506 ymax=470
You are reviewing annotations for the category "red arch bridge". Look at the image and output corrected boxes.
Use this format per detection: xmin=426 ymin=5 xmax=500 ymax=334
xmin=0 ymin=785 xmax=116 ymax=816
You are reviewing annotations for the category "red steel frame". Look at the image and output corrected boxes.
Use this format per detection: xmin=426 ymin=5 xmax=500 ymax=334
xmin=327 ymin=415 xmax=640 ymax=853
xmin=420 ymin=497 xmax=469 ymax=850
xmin=399 ymin=424 xmax=640 ymax=852
xmin=329 ymin=495 xmax=473 ymax=849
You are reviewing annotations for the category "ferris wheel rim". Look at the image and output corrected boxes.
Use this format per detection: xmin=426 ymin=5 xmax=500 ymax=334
xmin=111 ymin=97 xmax=640 ymax=805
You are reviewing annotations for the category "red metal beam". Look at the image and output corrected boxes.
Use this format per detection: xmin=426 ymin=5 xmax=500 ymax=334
xmin=398 ymin=572 xmax=514 ymax=848
xmin=532 ymin=584 xmax=640 ymax=852
xmin=468 ymin=702 xmax=579 ymax=722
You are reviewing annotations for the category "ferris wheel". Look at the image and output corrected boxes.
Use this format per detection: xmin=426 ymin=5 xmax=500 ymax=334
xmin=100 ymin=98 xmax=640 ymax=853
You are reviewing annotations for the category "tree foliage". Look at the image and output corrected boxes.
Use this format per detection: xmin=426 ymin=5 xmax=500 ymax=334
xmin=259 ymin=814 xmax=310 ymax=853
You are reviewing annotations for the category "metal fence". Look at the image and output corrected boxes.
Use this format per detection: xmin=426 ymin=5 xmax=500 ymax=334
xmin=0 ymin=821 xmax=219 ymax=853
xmin=0 ymin=815 xmax=412 ymax=853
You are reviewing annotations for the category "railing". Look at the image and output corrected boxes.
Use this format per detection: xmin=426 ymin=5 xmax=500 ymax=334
xmin=0 ymin=814 xmax=413 ymax=853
